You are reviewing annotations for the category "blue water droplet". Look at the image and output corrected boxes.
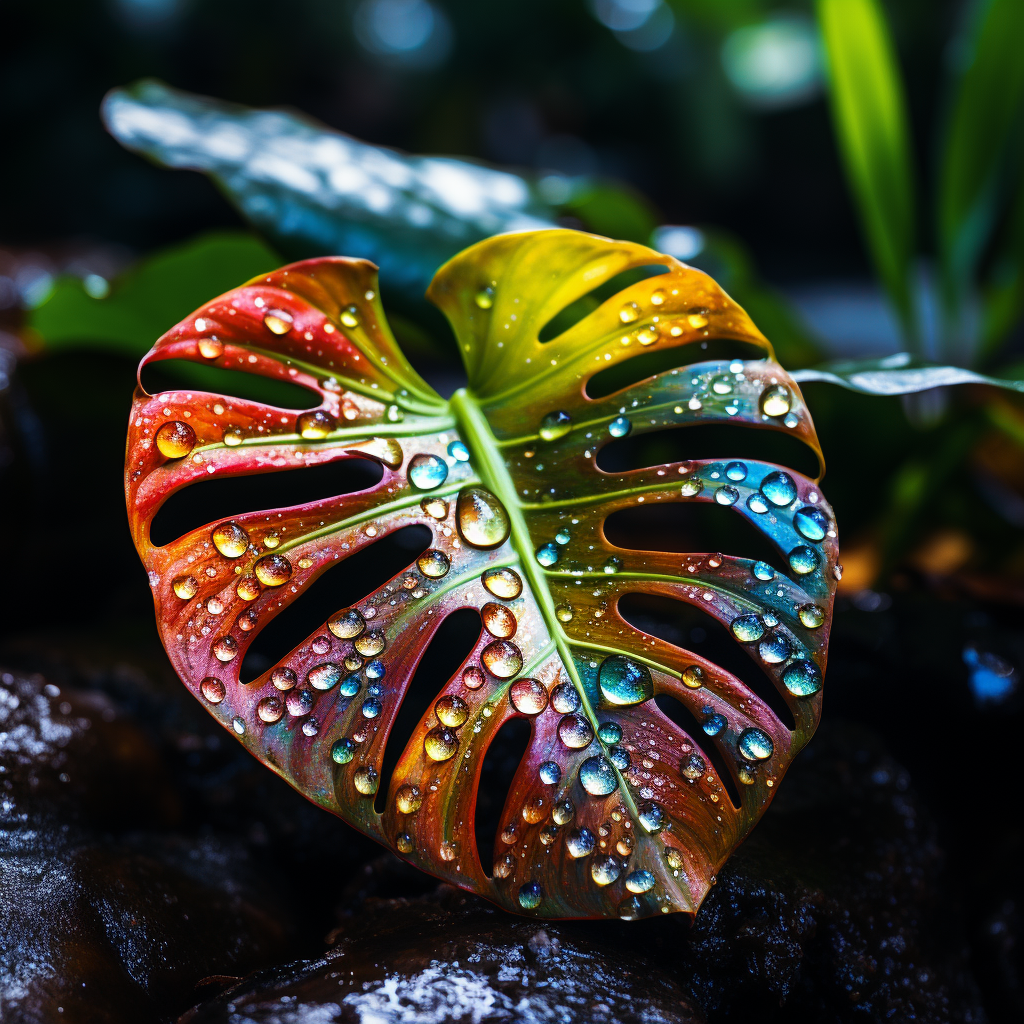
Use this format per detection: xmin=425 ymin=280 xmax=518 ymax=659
xmin=362 ymin=697 xmax=382 ymax=718
xmin=738 ymin=728 xmax=773 ymax=761
xmin=638 ymin=801 xmax=665 ymax=833
xmin=609 ymin=416 xmax=632 ymax=437
xmin=579 ymin=755 xmax=619 ymax=795
xmin=731 ymin=614 xmax=764 ymax=642
xmin=794 ymin=505 xmax=828 ymax=542
xmin=566 ymin=827 xmax=596 ymax=858
xmin=518 ymin=880 xmax=543 ymax=910
xmin=789 ymin=545 xmax=818 ymax=575
xmin=725 ymin=461 xmax=748 ymax=482
xmin=308 ymin=663 xmax=342 ymax=690
xmin=758 ymin=633 xmax=792 ymax=664
xmin=747 ymin=493 xmax=769 ymax=514
xmin=536 ymin=543 xmax=559 ymax=567
xmin=760 ymin=471 xmax=797 ymax=507
xmin=339 ymin=674 xmax=361 ymax=698
xmin=408 ymin=453 xmax=448 ymax=490
xmin=625 ymin=869 xmax=656 ymax=892
xmin=715 ymin=486 xmax=739 ymax=506
xmin=331 ymin=738 xmax=356 ymax=763
xmin=365 ymin=659 xmax=385 ymax=680
xmin=539 ymin=761 xmax=561 ymax=785
xmin=702 ymin=709 xmax=727 ymax=736
xmin=599 ymin=655 xmax=653 ymax=706
xmin=598 ymin=721 xmax=622 ymax=743
xmin=782 ymin=660 xmax=822 ymax=696
xmin=752 ymin=561 xmax=775 ymax=581
xmin=447 ymin=440 xmax=470 ymax=462
xmin=609 ymin=745 xmax=631 ymax=770
xmin=555 ymin=528 xmax=571 ymax=545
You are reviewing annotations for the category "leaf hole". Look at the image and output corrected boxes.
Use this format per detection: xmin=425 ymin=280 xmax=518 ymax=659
xmin=374 ymin=608 xmax=482 ymax=813
xmin=618 ymin=593 xmax=795 ymax=731
xmin=240 ymin=524 xmax=431 ymax=682
xmin=537 ymin=265 xmax=670 ymax=343
xmin=150 ymin=459 xmax=385 ymax=547
xmin=586 ymin=340 xmax=767 ymax=399
xmin=653 ymin=693 xmax=742 ymax=809
xmin=474 ymin=716 xmax=532 ymax=878
xmin=597 ymin=422 xmax=820 ymax=479
xmin=141 ymin=359 xmax=320 ymax=410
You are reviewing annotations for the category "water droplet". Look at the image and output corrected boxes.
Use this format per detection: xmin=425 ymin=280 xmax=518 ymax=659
xmin=447 ymin=439 xmax=470 ymax=462
xmin=296 ymin=410 xmax=335 ymax=440
xmin=271 ymin=666 xmax=296 ymax=691
xmin=257 ymin=695 xmax=283 ymax=723
xmin=482 ymin=567 xmax=522 ymax=599
xmin=331 ymin=738 xmax=355 ymax=764
xmin=579 ymin=755 xmax=618 ymax=795
xmin=760 ymin=471 xmax=797 ymax=507
xmin=551 ymin=683 xmax=580 ymax=714
xmin=396 ymin=784 xmax=422 ymax=813
xmin=760 ymin=385 xmax=792 ymax=418
xmin=688 ymin=313 xmax=709 ymax=329
xmin=798 ymin=604 xmax=825 ymax=629
xmin=715 ymin=486 xmax=739 ymax=506
xmin=173 ymin=575 xmax=198 ymax=599
xmin=682 ymin=752 xmax=705 ymax=779
xmin=263 ymin=309 xmax=293 ymax=334
xmin=425 ymin=726 xmax=458 ymax=761
xmin=540 ymin=825 xmax=558 ymax=845
xmin=286 ymin=688 xmax=314 ymax=716
xmin=608 ymin=416 xmax=631 ymax=438
xmin=752 ymin=561 xmax=775 ymax=581
xmin=200 ymin=676 xmax=225 ymax=703
xmin=482 ymin=602 xmax=517 ymax=638
xmin=501 ymin=823 xmax=519 ymax=845
xmin=702 ymin=711 xmax=726 ymax=736
xmin=539 ymin=761 xmax=561 ymax=784
xmin=758 ymin=633 xmax=792 ymax=664
xmin=625 ymin=869 xmax=655 ymax=893
xmin=609 ymin=745 xmax=630 ymax=770
xmin=474 ymin=285 xmax=494 ymax=309
xmin=603 ymin=556 xmax=623 ymax=574
xmin=223 ymin=428 xmax=243 ymax=447
xmin=591 ymin=854 xmax=622 ymax=885
xmin=236 ymin=608 xmax=258 ymax=631
xmin=308 ymin=662 xmax=342 ymax=690
xmin=435 ymin=694 xmax=468 ymax=727
xmin=155 ymin=420 xmax=196 ymax=459
xmin=339 ymin=673 xmax=361 ymax=698
xmin=481 ymin=640 xmax=522 ymax=679
xmin=599 ymin=656 xmax=653 ymax=706
xmin=353 ymin=766 xmax=378 ymax=795
xmin=747 ymin=493 xmax=769 ymax=514
xmin=236 ymin=575 xmax=261 ymax=601
xmin=559 ymin=713 xmax=594 ymax=749
xmin=212 ymin=521 xmax=249 ymax=558
xmin=457 ymin=487 xmax=510 ymax=549
xmin=788 ymin=546 xmax=818 ymax=575
xmin=681 ymin=665 xmax=705 ymax=689
xmin=232 ymin=716 xmax=246 ymax=735
xmin=462 ymin=665 xmax=486 ymax=690
xmin=255 ymin=553 xmax=292 ymax=587
xmin=361 ymin=697 xmax=382 ymax=718
xmin=555 ymin=528 xmax=571 ymax=545
xmin=354 ymin=631 xmax=386 ymax=657
xmin=680 ymin=476 xmax=703 ymax=497
xmin=638 ymin=801 xmax=665 ymax=832
xmin=552 ymin=799 xmax=575 ymax=825
xmin=738 ymin=728 xmax=774 ymax=761
xmin=417 ymin=549 xmax=451 ymax=579
xmin=794 ymin=506 xmax=828 ymax=542
xmin=395 ymin=832 xmax=414 ymax=854
xmin=782 ymin=659 xmax=822 ymax=696
xmin=567 ymin=827 xmax=595 ymax=858
xmin=339 ymin=304 xmax=360 ymax=328
xmin=518 ymin=881 xmax=543 ymax=910
xmin=539 ymin=411 xmax=572 ymax=442
xmin=212 ymin=636 xmax=238 ymax=662
xmin=598 ymin=723 xmax=622 ymax=745
xmin=493 ymin=854 xmax=514 ymax=878
xmin=329 ymin=608 xmax=365 ymax=639
xmin=555 ymin=604 xmax=573 ymax=623
xmin=409 ymin=453 xmax=448 ymax=490
xmin=650 ymin=288 xmax=665 ymax=306
xmin=731 ymin=614 xmax=764 ymax=643
xmin=510 ymin=678 xmax=547 ymax=714
xmin=198 ymin=337 xmax=224 ymax=359
xmin=421 ymin=496 xmax=448 ymax=519
xmin=536 ymin=543 xmax=559 ymax=567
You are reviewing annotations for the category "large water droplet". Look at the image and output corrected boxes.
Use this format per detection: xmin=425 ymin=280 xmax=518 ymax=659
xmin=539 ymin=411 xmax=572 ymax=442
xmin=752 ymin=561 xmax=775 ymax=581
xmin=462 ymin=665 xmax=485 ymax=690
xmin=620 ymin=301 xmax=640 ymax=324
xmin=598 ymin=721 xmax=622 ymax=743
xmin=308 ymin=662 xmax=342 ymax=690
xmin=353 ymin=766 xmax=378 ymax=795
xmin=731 ymin=614 xmax=764 ymax=643
xmin=329 ymin=608 xmax=365 ymax=639
xmin=702 ymin=710 xmax=727 ymax=736
xmin=715 ymin=486 xmax=739 ymax=506
xmin=566 ymin=827 xmax=595 ymax=858
xmin=482 ymin=567 xmax=522 ymax=600
xmin=551 ymin=683 xmax=580 ymax=714
xmin=271 ymin=666 xmax=296 ymax=691
xmin=552 ymin=799 xmax=575 ymax=825
xmin=758 ymin=633 xmax=792 ymax=664
xmin=212 ymin=636 xmax=238 ymax=662
xmin=409 ymin=453 xmax=448 ymax=490
xmin=424 ymin=726 xmax=458 ymax=761
xmin=263 ymin=309 xmax=293 ymax=334
xmin=286 ymin=688 xmax=314 ymax=716
xmin=518 ymin=881 xmax=543 ymax=910
xmin=482 ymin=602 xmax=517 ymax=638
xmin=212 ymin=522 xmax=249 ymax=558
xmin=725 ymin=461 xmax=748 ymax=482
xmin=481 ymin=640 xmax=523 ymax=678
xmin=339 ymin=304 xmax=360 ymax=328
xmin=608 ymin=416 xmax=631 ymax=438
xmin=331 ymin=738 xmax=355 ymax=764
xmin=474 ymin=285 xmax=495 ymax=309
xmin=417 ymin=549 xmax=451 ymax=579
xmin=798 ymin=604 xmax=824 ymax=629
xmin=156 ymin=421 xmax=196 ymax=459
xmin=447 ymin=439 xmax=470 ymax=462
xmin=591 ymin=854 xmax=622 ymax=885
xmin=682 ymin=752 xmax=705 ymax=779
xmin=421 ymin=496 xmax=448 ymax=520
xmin=747 ymin=493 xmax=769 ymax=514
xmin=760 ymin=471 xmax=797 ymax=507
xmin=738 ymin=728 xmax=774 ymax=761
xmin=558 ymin=713 xmax=594 ymax=749
xmin=354 ymin=631 xmax=386 ymax=657
xmin=255 ymin=553 xmax=292 ymax=587
xmin=435 ymin=694 xmax=468 ymax=727
xmin=788 ymin=546 xmax=818 ymax=575
xmin=579 ymin=755 xmax=618 ymax=795
xmin=625 ymin=869 xmax=655 ymax=893
xmin=510 ymin=678 xmax=547 ymax=715
xmin=297 ymin=410 xmax=335 ymax=440
xmin=599 ymin=656 xmax=653 ymax=706
xmin=257 ymin=695 xmax=284 ymax=723
xmin=456 ymin=487 xmax=510 ymax=549
xmin=200 ymin=676 xmax=225 ymax=703
xmin=609 ymin=745 xmax=630 ymax=770
xmin=681 ymin=665 xmax=705 ymax=689
xmin=173 ymin=575 xmax=198 ymax=599
xmin=794 ymin=506 xmax=828 ymax=542
xmin=539 ymin=761 xmax=561 ymax=784
xmin=339 ymin=674 xmax=361 ymax=698
xmin=680 ymin=476 xmax=704 ymax=497
xmin=638 ymin=801 xmax=665 ymax=832
xmin=760 ymin=384 xmax=792 ymax=417
xmin=396 ymin=784 xmax=422 ymax=813
xmin=782 ymin=659 xmax=822 ymax=696
xmin=198 ymin=337 xmax=224 ymax=359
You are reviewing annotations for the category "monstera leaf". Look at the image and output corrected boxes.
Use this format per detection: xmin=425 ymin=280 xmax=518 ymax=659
xmin=125 ymin=229 xmax=838 ymax=920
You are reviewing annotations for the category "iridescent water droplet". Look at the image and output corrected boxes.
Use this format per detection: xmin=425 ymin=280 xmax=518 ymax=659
xmin=329 ymin=608 xmax=365 ymax=639
xmin=731 ymin=614 xmax=764 ymax=643
xmin=331 ymin=738 xmax=355 ymax=764
xmin=255 ymin=553 xmax=292 ymax=587
xmin=536 ymin=543 xmax=559 ymax=567
xmin=212 ymin=636 xmax=238 ymax=662
xmin=518 ymin=881 xmax=542 ymax=910
xmin=788 ymin=546 xmax=818 ymax=575
xmin=599 ymin=656 xmax=653 ymax=706
xmin=200 ymin=676 xmax=225 ymax=703
xmin=681 ymin=664 xmax=705 ymax=689
xmin=552 ymin=799 xmax=575 ymax=825
xmin=794 ymin=505 xmax=828 ymax=542
xmin=625 ymin=869 xmax=655 ymax=893
xmin=409 ymin=453 xmax=448 ymax=490
xmin=395 ymin=832 xmax=414 ymax=854
xmin=738 ymin=728 xmax=774 ymax=761
xmin=481 ymin=640 xmax=522 ymax=679
xmin=555 ymin=528 xmax=571 ymax=545
xmin=760 ymin=471 xmax=797 ymax=507
xmin=551 ymin=683 xmax=580 ymax=714
xmin=579 ymin=755 xmax=618 ymax=795
xmin=782 ymin=659 xmax=822 ymax=696
xmin=353 ymin=766 xmax=378 ymax=795
xmin=271 ymin=667 xmax=296 ymax=691
xmin=758 ymin=633 xmax=792 ymax=664
xmin=539 ymin=410 xmax=572 ymax=442
xmin=354 ymin=631 xmax=386 ymax=657
xmin=608 ymin=416 xmax=631 ymax=438
xmin=361 ymin=697 xmax=382 ymax=718
xmin=424 ymin=726 xmax=458 ymax=761
xmin=296 ymin=410 xmax=335 ymax=440
xmin=598 ymin=721 xmax=622 ymax=743
xmin=510 ymin=678 xmax=547 ymax=714
xmin=257 ymin=695 xmax=283 ymax=723
xmin=715 ymin=485 xmax=739 ymax=506
xmin=232 ymin=716 xmax=246 ymax=735
xmin=212 ymin=522 xmax=249 ymax=558
xmin=421 ymin=496 xmax=448 ymax=519
xmin=752 ymin=561 xmax=775 ymax=581
xmin=798 ymin=604 xmax=825 ymax=629
xmin=447 ymin=439 xmax=470 ymax=462
xmin=435 ymin=694 xmax=468 ymax=727
xmin=559 ymin=713 xmax=594 ymax=749
xmin=417 ymin=549 xmax=451 ymax=578
xmin=286 ymin=688 xmax=314 ymax=716
xmin=682 ymin=752 xmax=705 ymax=779
xmin=702 ymin=710 xmax=727 ymax=736
xmin=680 ymin=476 xmax=703 ymax=497
xmin=339 ymin=674 xmax=361 ymax=698
xmin=539 ymin=761 xmax=561 ymax=785
xmin=236 ymin=575 xmax=260 ymax=601
xmin=609 ymin=745 xmax=630 ymax=770
xmin=308 ymin=662 xmax=342 ymax=690
xmin=173 ymin=575 xmax=198 ymax=600
xmin=591 ymin=855 xmax=622 ymax=885
xmin=462 ymin=665 xmax=486 ymax=690
xmin=155 ymin=420 xmax=196 ymax=459
xmin=482 ymin=602 xmax=517 ymax=638
xmin=747 ymin=493 xmax=769 ymax=514
xmin=567 ymin=827 xmax=595 ymax=858
xmin=456 ymin=487 xmax=510 ymax=549
xmin=482 ymin=567 xmax=522 ymax=599
xmin=760 ymin=384 xmax=792 ymax=417
xmin=638 ymin=801 xmax=665 ymax=832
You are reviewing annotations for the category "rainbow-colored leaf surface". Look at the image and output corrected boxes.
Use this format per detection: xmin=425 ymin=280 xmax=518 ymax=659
xmin=125 ymin=229 xmax=838 ymax=920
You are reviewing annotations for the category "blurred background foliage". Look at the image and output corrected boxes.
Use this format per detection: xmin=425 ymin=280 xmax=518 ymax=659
xmin=3 ymin=0 xmax=1024 ymax=595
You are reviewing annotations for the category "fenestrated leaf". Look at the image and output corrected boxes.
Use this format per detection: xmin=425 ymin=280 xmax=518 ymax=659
xmin=125 ymin=229 xmax=838 ymax=920
xmin=791 ymin=352 xmax=1024 ymax=395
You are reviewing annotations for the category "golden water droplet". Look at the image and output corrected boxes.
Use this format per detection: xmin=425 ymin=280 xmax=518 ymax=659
xmin=421 ymin=497 xmax=448 ymax=520
xmin=417 ymin=550 xmax=450 ymax=579
xmin=236 ymin=608 xmax=257 ymax=631
xmin=353 ymin=766 xmax=378 ymax=795
xmin=257 ymin=695 xmax=284 ymax=723
xmin=482 ymin=567 xmax=522 ymax=600
xmin=263 ymin=530 xmax=280 ymax=549
xmin=263 ymin=309 xmax=293 ymax=334
xmin=348 ymin=436 xmax=403 ymax=468
xmin=200 ymin=677 xmax=225 ymax=703
xmin=339 ymin=305 xmax=360 ymax=328
xmin=637 ymin=326 xmax=659 ymax=346
xmin=687 ymin=313 xmax=708 ymax=329
xmin=481 ymin=640 xmax=523 ymax=679
xmin=198 ymin=337 xmax=224 ymax=359
xmin=481 ymin=602 xmax=517 ymax=638
xmin=474 ymin=285 xmax=495 ymax=309
xmin=173 ymin=575 xmax=198 ymax=599
xmin=522 ymin=797 xmax=546 ymax=824
xmin=236 ymin=575 xmax=261 ymax=601
xmin=510 ymin=678 xmax=547 ymax=715
xmin=223 ymin=428 xmax=243 ymax=447
xmin=424 ymin=726 xmax=458 ymax=761
xmin=435 ymin=694 xmax=469 ymax=728
xmin=212 ymin=636 xmax=238 ymax=662
xmin=760 ymin=384 xmax=792 ymax=418
xmin=254 ymin=553 xmax=292 ymax=586
xmin=329 ymin=608 xmax=366 ymax=639
xmin=456 ymin=487 xmax=510 ymax=550
xmin=650 ymin=289 xmax=665 ymax=306
xmin=296 ymin=410 xmax=335 ymax=439
xmin=354 ymin=630 xmax=385 ymax=657
xmin=681 ymin=665 xmax=705 ymax=689
xmin=555 ymin=604 xmax=573 ymax=623
xmin=552 ymin=798 xmax=575 ymax=825
xmin=396 ymin=784 xmax=422 ymax=814
xmin=493 ymin=854 xmax=514 ymax=878
xmin=212 ymin=522 xmax=250 ymax=558
xmin=395 ymin=832 xmax=414 ymax=853
xmin=619 ymin=302 xmax=640 ymax=324
xmin=156 ymin=421 xmax=196 ymax=459
xmin=297 ymin=557 xmax=314 ymax=569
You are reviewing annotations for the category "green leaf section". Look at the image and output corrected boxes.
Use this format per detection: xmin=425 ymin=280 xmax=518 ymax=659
xmin=816 ymin=0 xmax=917 ymax=341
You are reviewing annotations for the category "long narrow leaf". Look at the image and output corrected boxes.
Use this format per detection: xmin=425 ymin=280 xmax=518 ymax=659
xmin=816 ymin=0 xmax=917 ymax=342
